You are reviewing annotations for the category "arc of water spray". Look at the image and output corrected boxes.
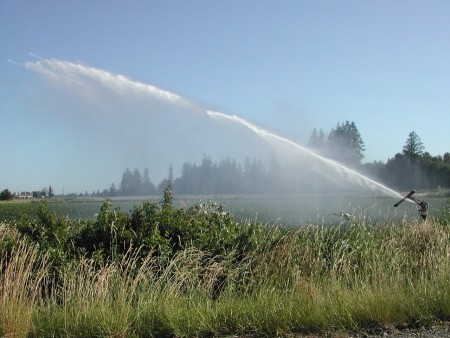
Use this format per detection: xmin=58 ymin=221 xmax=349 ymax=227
xmin=24 ymin=58 xmax=189 ymax=105
xmin=207 ymin=110 xmax=404 ymax=199
xmin=23 ymin=58 xmax=405 ymax=200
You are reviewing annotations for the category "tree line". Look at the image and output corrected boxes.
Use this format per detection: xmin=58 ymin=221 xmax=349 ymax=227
xmin=101 ymin=122 xmax=448 ymax=196
xmin=308 ymin=123 xmax=450 ymax=192
xmin=103 ymin=121 xmax=450 ymax=196
xmin=2 ymin=121 xmax=448 ymax=198
xmin=0 ymin=186 xmax=55 ymax=201
xmin=363 ymin=132 xmax=450 ymax=191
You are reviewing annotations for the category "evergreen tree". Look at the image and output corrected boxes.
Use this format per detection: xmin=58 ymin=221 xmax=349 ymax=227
xmin=326 ymin=121 xmax=365 ymax=166
xmin=199 ymin=156 xmax=214 ymax=194
xmin=131 ymin=168 xmax=142 ymax=195
xmin=168 ymin=164 xmax=174 ymax=182
xmin=243 ymin=157 xmax=267 ymax=193
xmin=158 ymin=165 xmax=174 ymax=194
xmin=120 ymin=168 xmax=133 ymax=195
xmin=402 ymin=131 xmax=425 ymax=161
xmin=109 ymin=183 xmax=118 ymax=197
xmin=174 ymin=163 xmax=194 ymax=194
xmin=216 ymin=157 xmax=243 ymax=194
xmin=308 ymin=128 xmax=319 ymax=148
xmin=142 ymin=167 xmax=156 ymax=195
xmin=308 ymin=128 xmax=326 ymax=150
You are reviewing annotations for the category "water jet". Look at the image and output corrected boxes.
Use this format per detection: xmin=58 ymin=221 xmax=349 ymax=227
xmin=24 ymin=58 xmax=406 ymax=209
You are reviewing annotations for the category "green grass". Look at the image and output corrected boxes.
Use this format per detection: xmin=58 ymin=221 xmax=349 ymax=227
xmin=1 ymin=214 xmax=450 ymax=337
xmin=1 ymin=195 xmax=449 ymax=224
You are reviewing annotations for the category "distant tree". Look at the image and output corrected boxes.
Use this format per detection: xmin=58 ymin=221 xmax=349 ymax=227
xmin=308 ymin=128 xmax=319 ymax=147
xmin=381 ymin=133 xmax=445 ymax=190
xmin=161 ymin=180 xmax=173 ymax=209
xmin=198 ymin=157 xmax=214 ymax=194
xmin=41 ymin=187 xmax=48 ymax=197
xmin=318 ymin=129 xmax=326 ymax=148
xmin=243 ymin=157 xmax=267 ymax=193
xmin=120 ymin=168 xmax=133 ymax=195
xmin=443 ymin=152 xmax=450 ymax=163
xmin=0 ymin=189 xmax=13 ymax=200
xmin=168 ymin=164 xmax=174 ymax=182
xmin=109 ymin=183 xmax=118 ymax=197
xmin=402 ymin=131 xmax=425 ymax=161
xmin=421 ymin=151 xmax=432 ymax=161
xmin=131 ymin=168 xmax=142 ymax=195
xmin=32 ymin=191 xmax=42 ymax=198
xmin=215 ymin=157 xmax=243 ymax=194
xmin=173 ymin=162 xmax=194 ymax=194
xmin=48 ymin=185 xmax=54 ymax=197
xmin=142 ymin=167 xmax=156 ymax=195
xmin=362 ymin=160 xmax=385 ymax=179
xmin=308 ymin=128 xmax=326 ymax=150
xmin=157 ymin=179 xmax=169 ymax=194
xmin=158 ymin=165 xmax=174 ymax=194
xmin=326 ymin=121 xmax=365 ymax=166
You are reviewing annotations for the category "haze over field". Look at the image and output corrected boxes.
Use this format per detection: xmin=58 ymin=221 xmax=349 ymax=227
xmin=1 ymin=1 xmax=449 ymax=193
xmin=24 ymin=58 xmax=276 ymax=190
xmin=18 ymin=59 xmax=401 ymax=199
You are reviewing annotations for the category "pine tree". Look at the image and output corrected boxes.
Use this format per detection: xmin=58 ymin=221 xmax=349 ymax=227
xmin=308 ymin=128 xmax=319 ymax=148
xmin=326 ymin=121 xmax=365 ymax=166
xmin=142 ymin=167 xmax=156 ymax=195
xmin=120 ymin=168 xmax=133 ymax=196
xmin=402 ymin=131 xmax=425 ymax=161
xmin=131 ymin=168 xmax=142 ymax=195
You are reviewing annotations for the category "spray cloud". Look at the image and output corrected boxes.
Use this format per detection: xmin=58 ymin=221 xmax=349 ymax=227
xmin=24 ymin=58 xmax=403 ymax=198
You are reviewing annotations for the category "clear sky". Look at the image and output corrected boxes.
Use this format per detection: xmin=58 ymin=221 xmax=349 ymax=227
xmin=1 ymin=1 xmax=449 ymax=194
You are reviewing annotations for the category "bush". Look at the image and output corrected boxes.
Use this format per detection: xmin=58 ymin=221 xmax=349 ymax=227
xmin=13 ymin=184 xmax=273 ymax=270
xmin=0 ymin=189 xmax=13 ymax=201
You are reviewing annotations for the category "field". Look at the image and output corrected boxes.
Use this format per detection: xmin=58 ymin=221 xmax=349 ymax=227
xmin=1 ymin=193 xmax=449 ymax=337
xmin=1 ymin=194 xmax=448 ymax=224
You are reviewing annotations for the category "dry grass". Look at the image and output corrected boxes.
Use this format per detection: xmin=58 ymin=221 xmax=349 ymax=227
xmin=0 ymin=224 xmax=48 ymax=337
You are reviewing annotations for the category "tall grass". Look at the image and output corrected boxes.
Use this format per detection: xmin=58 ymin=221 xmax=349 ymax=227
xmin=0 ymin=224 xmax=49 ymax=337
xmin=1 ymin=218 xmax=449 ymax=337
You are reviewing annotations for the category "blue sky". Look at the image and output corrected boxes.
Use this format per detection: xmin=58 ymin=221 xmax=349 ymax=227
xmin=1 ymin=1 xmax=449 ymax=194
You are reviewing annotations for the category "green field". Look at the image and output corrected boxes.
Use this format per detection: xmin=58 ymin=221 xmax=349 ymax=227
xmin=1 ymin=194 xmax=448 ymax=224
xmin=1 ymin=193 xmax=449 ymax=337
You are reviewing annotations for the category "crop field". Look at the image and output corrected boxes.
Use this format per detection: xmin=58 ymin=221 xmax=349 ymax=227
xmin=0 ymin=194 xmax=448 ymax=225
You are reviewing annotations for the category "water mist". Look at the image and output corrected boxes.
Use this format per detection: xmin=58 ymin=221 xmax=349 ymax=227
xmin=24 ymin=58 xmax=405 ymax=201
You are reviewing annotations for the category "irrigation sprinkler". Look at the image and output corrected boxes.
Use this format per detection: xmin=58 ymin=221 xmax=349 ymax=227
xmin=331 ymin=212 xmax=356 ymax=221
xmin=394 ymin=190 xmax=429 ymax=220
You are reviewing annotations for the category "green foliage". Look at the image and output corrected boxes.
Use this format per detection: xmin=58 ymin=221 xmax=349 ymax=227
xmin=9 ymin=184 xmax=269 ymax=271
xmin=402 ymin=131 xmax=425 ymax=161
xmin=381 ymin=151 xmax=450 ymax=190
xmin=74 ymin=200 xmax=131 ymax=262
xmin=2 ymin=186 xmax=450 ymax=336
xmin=326 ymin=120 xmax=366 ymax=166
xmin=0 ymin=188 xmax=13 ymax=201
xmin=119 ymin=167 xmax=157 ymax=196
xmin=2 ymin=215 xmax=450 ymax=337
